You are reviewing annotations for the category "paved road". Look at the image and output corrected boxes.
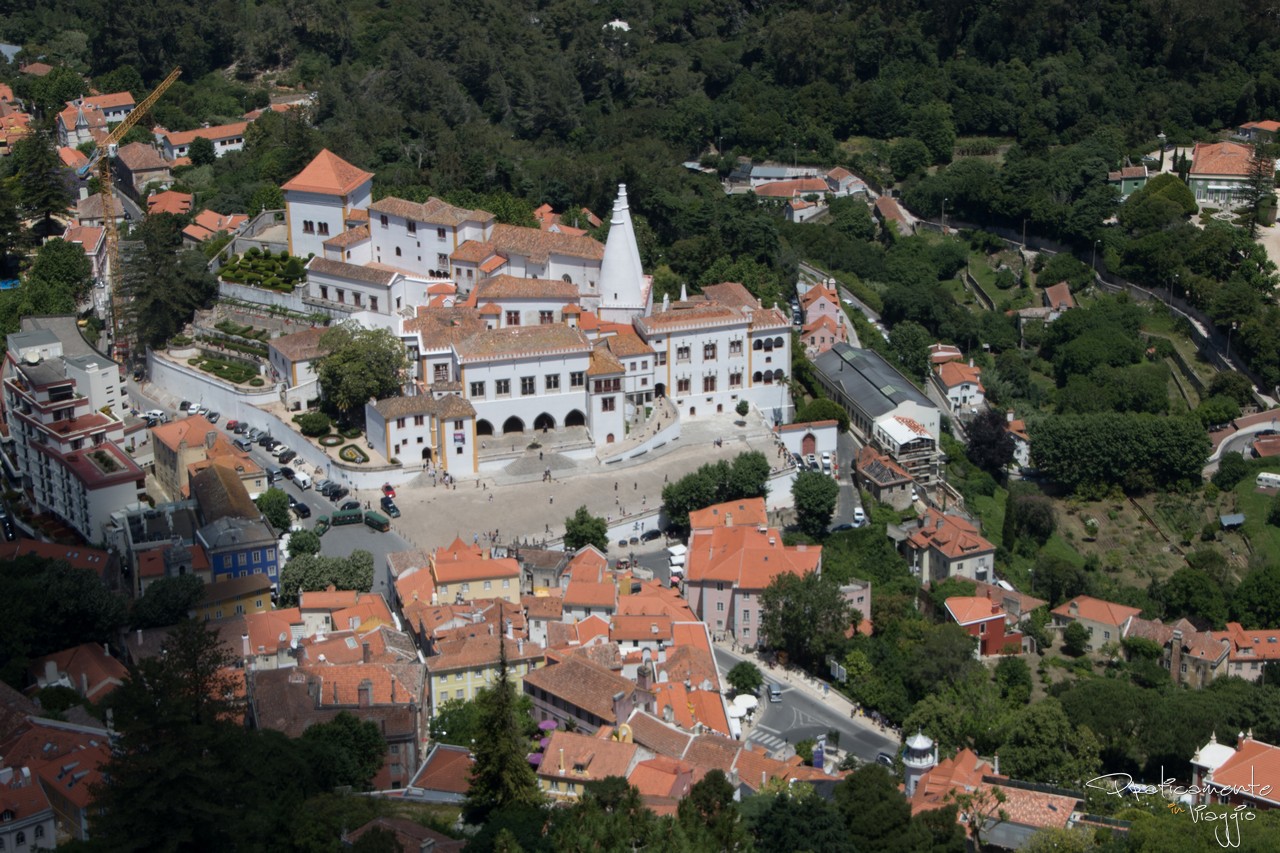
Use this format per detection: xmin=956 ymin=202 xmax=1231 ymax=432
xmin=797 ymin=260 xmax=881 ymax=324
xmin=830 ymin=429 xmax=863 ymax=530
xmin=712 ymin=645 xmax=898 ymax=765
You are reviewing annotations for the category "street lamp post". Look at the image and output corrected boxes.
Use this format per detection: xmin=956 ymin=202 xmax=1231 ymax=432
xmin=1158 ymin=131 xmax=1167 ymax=171
xmin=1227 ymin=321 xmax=1237 ymax=360
xmin=941 ymin=197 xmax=948 ymax=234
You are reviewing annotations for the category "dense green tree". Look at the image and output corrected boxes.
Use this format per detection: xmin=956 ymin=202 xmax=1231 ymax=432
xmin=1029 ymin=413 xmax=1209 ymax=495
xmin=1002 ymin=489 xmax=1057 ymax=555
xmin=300 ymin=712 xmax=387 ymax=790
xmin=464 ymin=643 xmax=543 ymax=824
xmin=836 ymin=764 xmax=929 ymax=852
xmin=187 ymin=135 xmax=218 ymax=167
xmin=256 ymin=487 xmax=292 ymax=532
xmin=277 ymin=551 xmax=374 ymax=606
xmin=966 ymin=408 xmax=1017 ymax=473
xmin=315 ymin=323 xmax=409 ymax=419
xmin=563 ymin=506 xmax=608 ymax=553
xmin=748 ymin=789 xmax=855 ymax=853
xmin=288 ymin=528 xmax=322 ymax=558
xmin=792 ymin=469 xmax=840 ymax=537
xmin=12 ymin=132 xmax=73 ymax=235
xmin=661 ymin=451 xmax=770 ymax=533
xmin=759 ymin=570 xmax=854 ymax=670
xmin=118 ymin=214 xmax=217 ymax=353
xmin=28 ymin=237 xmax=93 ymax=300
xmin=887 ymin=320 xmax=931 ymax=379
xmin=1207 ymin=372 xmax=1256 ymax=406
xmin=1062 ymin=621 xmax=1091 ymax=657
xmin=1196 ymin=395 xmax=1242 ymax=429
xmin=794 ymin=397 xmax=850 ymax=433
xmin=994 ymin=657 xmax=1032 ymax=705
xmin=999 ymin=700 xmax=1102 ymax=787
xmin=0 ymin=555 xmax=127 ymax=688
xmin=0 ymin=179 xmax=22 ymax=263
xmin=1157 ymin=566 xmax=1229 ymax=629
xmin=676 ymin=770 xmax=751 ymax=852
xmin=131 ymin=574 xmax=205 ymax=629
xmin=725 ymin=661 xmax=764 ymax=696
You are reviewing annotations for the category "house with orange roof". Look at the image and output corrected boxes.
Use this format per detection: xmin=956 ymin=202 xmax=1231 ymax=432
xmin=799 ymin=282 xmax=842 ymax=326
xmin=874 ymin=196 xmax=912 ymax=234
xmin=901 ymin=508 xmax=996 ymax=584
xmin=1188 ymin=140 xmax=1256 ymax=207
xmin=1106 ymin=163 xmax=1149 ymax=199
xmin=56 ymin=92 xmax=136 ymax=147
xmin=627 ymin=755 xmax=699 ymax=813
xmin=1003 ymin=411 xmax=1031 ymax=470
xmin=546 ymin=614 xmax=613 ymax=653
xmin=907 ymin=745 xmax=1083 ymax=846
xmin=208 ymin=606 xmax=303 ymax=670
xmin=0 ymin=539 xmax=117 ymax=583
xmin=825 ymin=167 xmax=867 ymax=197
xmin=1238 ymin=120 xmax=1280 ymax=144
xmin=427 ymin=539 xmax=520 ymax=605
xmin=283 ymin=149 xmax=375 ymax=259
xmin=155 ymin=121 xmax=248 ymax=160
xmin=683 ymin=524 xmax=822 ymax=647
xmin=752 ymin=177 xmax=829 ymax=199
xmin=801 ymin=313 xmax=846 ymax=357
xmin=1191 ymin=731 xmax=1280 ymax=809
xmin=932 ymin=360 xmax=985 ymax=412
xmin=523 ymin=654 xmax=649 ymax=733
xmin=1050 ymin=595 xmax=1140 ymax=651
xmin=0 ymin=716 xmax=110 ymax=841
xmin=182 ymin=209 xmax=248 ymax=245
xmin=784 ymin=198 xmax=824 ymax=223
xmin=59 ymin=225 xmax=107 ymax=283
xmin=150 ymin=414 xmax=263 ymax=501
xmin=688 ymin=496 xmax=771 ymax=533
xmin=928 ymin=342 xmax=963 ymax=365
xmin=1042 ymin=281 xmax=1076 ymax=315
xmin=538 ymin=729 xmax=644 ymax=800
xmin=146 ymin=189 xmax=193 ymax=216
xmin=944 ymin=596 xmax=1022 ymax=656
xmin=29 ymin=643 xmax=128 ymax=702
xmin=1214 ymin=622 xmax=1280 ymax=683
xmin=617 ymin=581 xmax=698 ymax=623
xmin=407 ymin=742 xmax=475 ymax=804
xmin=1125 ymin=616 xmax=1229 ymax=687
xmin=0 ymin=105 xmax=32 ymax=156
xmin=562 ymin=546 xmax=618 ymax=621
xmin=425 ymin=634 xmax=543 ymax=716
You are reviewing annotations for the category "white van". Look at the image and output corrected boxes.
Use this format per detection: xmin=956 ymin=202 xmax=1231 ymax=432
xmin=1257 ymin=472 xmax=1280 ymax=489
xmin=294 ymin=471 xmax=312 ymax=490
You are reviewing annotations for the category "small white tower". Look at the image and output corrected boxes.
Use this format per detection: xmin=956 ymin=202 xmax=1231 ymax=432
xmin=902 ymin=730 xmax=938 ymax=797
xmin=598 ymin=184 xmax=652 ymax=323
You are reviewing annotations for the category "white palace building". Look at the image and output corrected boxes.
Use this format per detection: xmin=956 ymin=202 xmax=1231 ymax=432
xmin=271 ymin=150 xmax=793 ymax=477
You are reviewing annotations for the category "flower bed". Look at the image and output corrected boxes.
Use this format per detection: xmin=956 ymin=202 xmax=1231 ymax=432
xmin=339 ymin=444 xmax=369 ymax=463
xmin=190 ymin=355 xmax=259 ymax=384
xmin=319 ymin=435 xmax=344 ymax=447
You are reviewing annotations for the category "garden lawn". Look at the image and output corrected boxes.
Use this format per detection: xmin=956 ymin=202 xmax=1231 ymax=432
xmin=969 ymin=484 xmax=1008 ymax=548
xmin=1235 ymin=480 xmax=1280 ymax=559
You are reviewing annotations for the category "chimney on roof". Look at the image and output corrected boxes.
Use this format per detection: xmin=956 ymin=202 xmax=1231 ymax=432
xmin=242 ymin=633 xmax=250 ymax=658
xmin=993 ymin=754 xmax=1000 ymax=775
xmin=725 ymin=513 xmax=732 ymax=527
xmin=506 ymin=619 xmax=514 ymax=640
xmin=1170 ymin=629 xmax=1184 ymax=684
xmin=1007 ymin=411 xmax=1015 ymax=423
xmin=80 ymin=672 xmax=89 ymax=695
xmin=517 ymin=638 xmax=524 ymax=655
xmin=362 ymin=642 xmax=371 ymax=664
xmin=969 ymin=358 xmax=974 ymax=368
xmin=936 ymin=518 xmax=944 ymax=531
xmin=558 ymin=748 xmax=566 ymax=775
xmin=358 ymin=680 xmax=372 ymax=707
xmin=205 ymin=431 xmax=217 ymax=450
xmin=390 ymin=675 xmax=396 ymax=703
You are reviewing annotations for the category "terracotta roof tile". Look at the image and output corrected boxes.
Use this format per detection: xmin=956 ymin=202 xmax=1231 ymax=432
xmin=522 ymin=656 xmax=634 ymax=723
xmin=426 ymin=635 xmax=543 ymax=674
xmin=475 ymin=274 xmax=579 ymax=301
xmin=935 ymin=361 xmax=983 ymax=389
xmin=688 ymin=498 xmax=768 ymax=532
xmin=161 ymin=122 xmax=247 ymax=147
xmin=282 ymin=149 xmax=374 ymax=196
xmin=685 ymin=526 xmax=821 ymax=589
xmin=369 ymin=196 xmax=492 ymax=227
xmin=539 ymin=730 xmax=639 ymax=782
xmin=322 ymin=224 xmax=370 ymax=248
xmin=268 ymin=326 xmax=329 ymax=363
xmin=306 ymin=256 xmax=397 ymax=286
xmin=701 ymin=282 xmax=759 ymax=310
xmin=491 ymin=223 xmax=603 ymax=264
xmin=1190 ymin=141 xmax=1254 ymax=178
xmin=1050 ymin=595 xmax=1141 ymax=628
xmin=454 ymin=324 xmax=591 ymax=362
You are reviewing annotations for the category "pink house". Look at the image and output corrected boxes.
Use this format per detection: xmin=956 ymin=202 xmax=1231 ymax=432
xmin=683 ymin=524 xmax=821 ymax=647
xmin=799 ymin=283 xmax=841 ymax=326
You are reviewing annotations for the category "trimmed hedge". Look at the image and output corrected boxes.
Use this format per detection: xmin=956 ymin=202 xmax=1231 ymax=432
xmin=319 ymin=435 xmax=344 ymax=447
xmin=339 ymin=444 xmax=369 ymax=463
xmin=297 ymin=412 xmax=332 ymax=437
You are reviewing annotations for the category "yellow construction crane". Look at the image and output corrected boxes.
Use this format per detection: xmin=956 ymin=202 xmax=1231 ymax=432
xmin=76 ymin=66 xmax=182 ymax=365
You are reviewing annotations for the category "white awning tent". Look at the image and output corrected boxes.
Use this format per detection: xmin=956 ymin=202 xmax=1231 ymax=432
xmin=667 ymin=544 xmax=688 ymax=558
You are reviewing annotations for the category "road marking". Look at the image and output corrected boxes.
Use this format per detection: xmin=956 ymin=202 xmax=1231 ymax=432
xmin=755 ymin=724 xmax=780 ymax=734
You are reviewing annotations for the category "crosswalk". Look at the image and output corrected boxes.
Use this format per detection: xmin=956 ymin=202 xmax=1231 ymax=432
xmin=747 ymin=729 xmax=788 ymax=753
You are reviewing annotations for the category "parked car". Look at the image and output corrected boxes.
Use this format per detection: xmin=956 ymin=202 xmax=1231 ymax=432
xmin=233 ymin=422 xmax=248 ymax=435
xmin=280 ymin=466 xmax=295 ymax=481
xmin=768 ymin=684 xmax=783 ymax=703
xmin=233 ymin=438 xmax=253 ymax=452
xmin=277 ymin=450 xmax=296 ymax=465
xmin=206 ymin=411 xmax=220 ymax=423
xmin=270 ymin=444 xmax=290 ymax=459
xmin=293 ymin=502 xmax=312 ymax=519
xmin=314 ymin=479 xmax=335 ymax=495
xmin=821 ymin=451 xmax=832 ymax=473
xmin=189 ymin=405 xmax=203 ymax=416
xmin=313 ymin=516 xmax=329 ymax=535
xmin=179 ymin=400 xmax=191 ymax=411
xmin=266 ymin=467 xmax=283 ymax=484
xmin=261 ymin=437 xmax=280 ymax=451
xmin=641 ymin=528 xmax=662 ymax=542
xmin=287 ymin=494 xmax=298 ymax=509
xmin=225 ymin=419 xmax=240 ymax=431
xmin=853 ymin=507 xmax=866 ymax=525
xmin=805 ymin=453 xmax=817 ymax=469
xmin=339 ymin=499 xmax=362 ymax=512
xmin=830 ymin=522 xmax=857 ymax=533
xmin=329 ymin=486 xmax=350 ymax=502
xmin=876 ymin=752 xmax=896 ymax=768
xmin=246 ymin=428 xmax=262 ymax=441
xmin=380 ymin=496 xmax=400 ymax=518
xmin=382 ymin=483 xmax=396 ymax=498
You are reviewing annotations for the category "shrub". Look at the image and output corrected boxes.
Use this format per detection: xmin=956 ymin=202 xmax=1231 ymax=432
xmin=249 ymin=377 xmax=265 ymax=387
xmin=297 ymin=412 xmax=332 ymax=437
xmin=339 ymin=426 xmax=363 ymax=439
xmin=339 ymin=444 xmax=369 ymax=463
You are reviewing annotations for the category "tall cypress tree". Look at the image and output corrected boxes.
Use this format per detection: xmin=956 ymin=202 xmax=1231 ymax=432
xmin=12 ymin=132 xmax=72 ymax=237
xmin=463 ymin=641 xmax=543 ymax=824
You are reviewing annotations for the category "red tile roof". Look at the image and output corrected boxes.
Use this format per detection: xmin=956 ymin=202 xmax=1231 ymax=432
xmin=1190 ymin=140 xmax=1254 ymax=177
xmin=684 ymin=526 xmax=821 ymax=589
xmin=0 ymin=539 xmax=112 ymax=579
xmin=1043 ymin=281 xmax=1076 ymax=311
xmin=147 ymin=190 xmax=193 ymax=216
xmin=688 ymin=498 xmax=768 ymax=531
xmin=540 ymin=730 xmax=639 ymax=783
xmin=935 ymin=361 xmax=983 ymax=390
xmin=522 ymin=655 xmax=633 ymax=723
xmin=31 ymin=643 xmax=128 ymax=700
xmin=1050 ymin=595 xmax=1141 ymax=628
xmin=1206 ymin=736 xmax=1280 ymax=805
xmin=282 ymin=149 xmax=374 ymax=196
xmin=944 ymin=596 xmax=1005 ymax=626
xmin=906 ymin=509 xmax=995 ymax=560
xmin=414 ymin=743 xmax=474 ymax=796
xmin=753 ymin=178 xmax=829 ymax=198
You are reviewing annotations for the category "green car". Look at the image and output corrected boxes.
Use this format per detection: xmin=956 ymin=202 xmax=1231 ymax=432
xmin=314 ymin=516 xmax=330 ymax=537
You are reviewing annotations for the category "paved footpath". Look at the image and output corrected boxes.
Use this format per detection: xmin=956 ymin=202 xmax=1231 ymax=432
xmin=372 ymin=411 xmax=791 ymax=553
